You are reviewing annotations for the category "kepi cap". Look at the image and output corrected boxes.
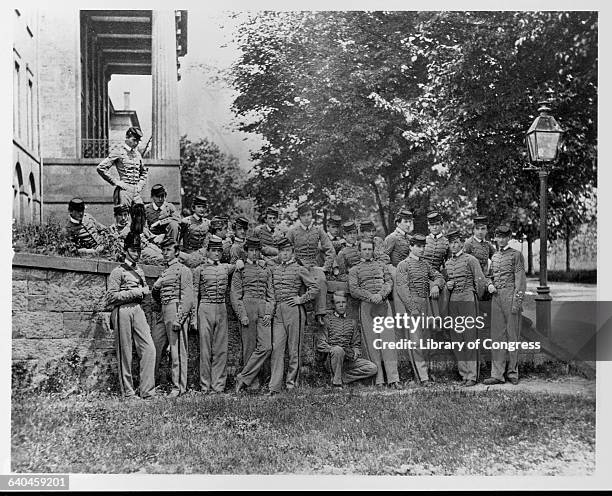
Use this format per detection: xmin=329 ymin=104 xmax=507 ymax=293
xmin=151 ymin=184 xmax=166 ymax=196
xmin=342 ymin=221 xmax=357 ymax=233
xmin=297 ymin=201 xmax=312 ymax=216
xmin=427 ymin=211 xmax=442 ymax=224
xmin=446 ymin=229 xmax=462 ymax=242
xmin=126 ymin=126 xmax=143 ymax=139
xmin=394 ymin=208 xmax=413 ymax=222
xmin=277 ymin=237 xmax=293 ymax=250
xmin=207 ymin=235 xmax=224 ymax=250
xmin=68 ymin=197 xmax=86 ymax=212
xmin=495 ymin=224 xmax=512 ymax=236
xmin=245 ymin=236 xmax=261 ymax=250
xmin=329 ymin=215 xmax=342 ymax=226
xmin=193 ymin=196 xmax=207 ymax=207
xmin=473 ymin=215 xmax=488 ymax=226
xmin=411 ymin=233 xmax=427 ymax=246
xmin=234 ymin=217 xmax=249 ymax=230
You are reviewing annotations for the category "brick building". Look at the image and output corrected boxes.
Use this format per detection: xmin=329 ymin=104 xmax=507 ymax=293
xmin=14 ymin=9 xmax=188 ymax=225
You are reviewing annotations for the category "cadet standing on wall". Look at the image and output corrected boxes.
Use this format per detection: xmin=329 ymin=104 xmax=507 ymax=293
xmin=97 ymin=126 xmax=147 ymax=207
xmin=105 ymin=232 xmax=157 ymax=400
xmin=483 ymin=225 xmax=527 ymax=386
xmin=231 ymin=237 xmax=274 ymax=393
xmin=151 ymin=238 xmax=194 ymax=397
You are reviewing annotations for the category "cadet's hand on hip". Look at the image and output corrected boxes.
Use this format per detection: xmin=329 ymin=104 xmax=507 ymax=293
xmin=488 ymin=284 xmax=497 ymax=294
xmin=115 ymin=180 xmax=128 ymax=190
xmin=430 ymin=286 xmax=440 ymax=299
xmin=262 ymin=315 xmax=271 ymax=327
xmin=446 ymin=281 xmax=455 ymax=291
xmin=240 ymin=316 xmax=249 ymax=326
xmin=288 ymin=296 xmax=301 ymax=307
xmin=172 ymin=321 xmax=181 ymax=332
xmin=353 ymin=348 xmax=361 ymax=359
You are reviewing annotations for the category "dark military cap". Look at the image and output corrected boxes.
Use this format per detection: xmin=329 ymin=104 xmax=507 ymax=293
xmin=160 ymin=237 xmax=178 ymax=250
xmin=207 ymin=235 xmax=223 ymax=250
xmin=218 ymin=215 xmax=229 ymax=222
xmin=126 ymin=126 xmax=143 ymax=139
xmin=68 ymin=197 xmax=86 ymax=212
xmin=395 ymin=208 xmax=413 ymax=222
xmin=210 ymin=216 xmax=227 ymax=229
xmin=329 ymin=215 xmax=342 ymax=226
xmin=427 ymin=211 xmax=442 ymax=224
xmin=265 ymin=207 xmax=279 ymax=217
xmin=277 ymin=237 xmax=293 ymax=250
xmin=193 ymin=196 xmax=207 ymax=207
xmin=446 ymin=229 xmax=463 ymax=242
xmin=343 ymin=221 xmax=357 ymax=233
xmin=124 ymin=231 xmax=141 ymax=251
xmin=234 ymin=216 xmax=249 ymax=230
xmin=495 ymin=224 xmax=512 ymax=236
xmin=473 ymin=215 xmax=488 ymax=226
xmin=245 ymin=236 xmax=261 ymax=250
xmin=297 ymin=201 xmax=312 ymax=216
xmin=113 ymin=204 xmax=130 ymax=216
xmin=151 ymin=184 xmax=166 ymax=196
xmin=411 ymin=233 xmax=427 ymax=246
xmin=359 ymin=220 xmax=375 ymax=231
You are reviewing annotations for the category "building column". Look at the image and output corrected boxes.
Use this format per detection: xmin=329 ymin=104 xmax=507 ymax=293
xmin=151 ymin=10 xmax=179 ymax=160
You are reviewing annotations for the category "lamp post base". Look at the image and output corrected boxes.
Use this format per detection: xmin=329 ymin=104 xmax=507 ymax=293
xmin=535 ymin=286 xmax=552 ymax=338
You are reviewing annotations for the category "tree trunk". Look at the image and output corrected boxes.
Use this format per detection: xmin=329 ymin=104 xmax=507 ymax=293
xmin=386 ymin=175 xmax=398 ymax=235
xmin=526 ymin=238 xmax=533 ymax=275
xmin=322 ymin=210 xmax=328 ymax=232
xmin=370 ymin=181 xmax=388 ymax=235
xmin=565 ymin=224 xmax=571 ymax=272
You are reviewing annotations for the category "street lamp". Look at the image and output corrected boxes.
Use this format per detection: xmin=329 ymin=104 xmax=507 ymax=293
xmin=525 ymin=101 xmax=564 ymax=337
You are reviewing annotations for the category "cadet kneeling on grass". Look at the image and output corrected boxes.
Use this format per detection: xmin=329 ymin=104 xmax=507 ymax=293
xmin=317 ymin=291 xmax=377 ymax=389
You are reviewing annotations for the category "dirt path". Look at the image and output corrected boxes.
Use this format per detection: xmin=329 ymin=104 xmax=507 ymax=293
xmin=313 ymin=376 xmax=596 ymax=399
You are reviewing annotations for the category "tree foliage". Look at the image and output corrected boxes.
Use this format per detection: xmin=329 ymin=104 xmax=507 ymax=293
xmin=230 ymin=11 xmax=596 ymax=237
xmin=180 ymin=136 xmax=248 ymax=217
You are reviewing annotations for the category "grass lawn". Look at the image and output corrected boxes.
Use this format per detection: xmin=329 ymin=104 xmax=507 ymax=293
xmin=12 ymin=385 xmax=595 ymax=476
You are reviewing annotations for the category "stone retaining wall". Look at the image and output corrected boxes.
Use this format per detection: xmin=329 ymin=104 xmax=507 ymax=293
xmin=12 ymin=253 xmax=551 ymax=393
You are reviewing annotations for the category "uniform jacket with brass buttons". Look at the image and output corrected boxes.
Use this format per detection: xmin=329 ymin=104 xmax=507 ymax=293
xmin=445 ymin=251 xmax=487 ymax=302
xmin=384 ymin=228 xmax=412 ymax=267
xmin=423 ymin=233 xmax=450 ymax=272
xmin=286 ymin=221 xmax=335 ymax=271
xmin=230 ymin=259 xmax=274 ymax=320
xmin=193 ymin=260 xmax=235 ymax=304
xmin=348 ymin=259 xmax=392 ymax=303
xmin=463 ymin=236 xmax=496 ymax=275
xmin=271 ymin=258 xmax=319 ymax=308
xmin=152 ymin=258 xmax=194 ymax=324
xmin=396 ymin=254 xmax=445 ymax=314
xmin=97 ymin=143 xmax=147 ymax=190
xmin=317 ymin=312 xmax=361 ymax=359
xmin=488 ymin=246 xmax=527 ymax=311
xmin=64 ymin=213 xmax=106 ymax=249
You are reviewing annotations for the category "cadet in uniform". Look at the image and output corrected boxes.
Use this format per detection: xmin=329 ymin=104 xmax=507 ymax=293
xmin=348 ymin=239 xmax=401 ymax=389
xmin=145 ymin=184 xmax=181 ymax=244
xmin=193 ymin=236 xmax=244 ymax=393
xmin=108 ymin=204 xmax=164 ymax=265
xmin=151 ymin=238 xmax=194 ymax=397
xmin=317 ymin=291 xmax=377 ymax=388
xmin=285 ymin=201 xmax=334 ymax=321
xmin=327 ymin=215 xmax=346 ymax=254
xmin=63 ymin=197 xmax=107 ymax=256
xmin=384 ymin=208 xmax=414 ymax=325
xmin=483 ymin=225 xmax=527 ymax=385
xmin=269 ymin=237 xmax=319 ymax=395
xmin=230 ymin=217 xmax=249 ymax=263
xmin=423 ymin=211 xmax=451 ymax=318
xmin=445 ymin=230 xmax=487 ymax=386
xmin=105 ymin=232 xmax=156 ymax=399
xmin=231 ymin=237 xmax=274 ymax=392
xmin=463 ymin=215 xmax=496 ymax=274
xmin=97 ymin=126 xmax=147 ymax=207
xmin=179 ymin=196 xmax=210 ymax=253
xmin=335 ymin=221 xmax=361 ymax=280
xmin=396 ymin=233 xmax=446 ymax=385
xmin=359 ymin=220 xmax=390 ymax=264
xmin=254 ymin=207 xmax=282 ymax=262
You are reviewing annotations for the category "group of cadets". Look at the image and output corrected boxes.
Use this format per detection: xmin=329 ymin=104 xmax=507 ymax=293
xmin=65 ymin=126 xmax=527 ymax=400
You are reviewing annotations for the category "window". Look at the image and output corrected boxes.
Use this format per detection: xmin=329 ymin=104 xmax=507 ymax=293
xmin=13 ymin=61 xmax=20 ymax=137
xmin=13 ymin=163 xmax=23 ymax=222
xmin=27 ymin=79 xmax=33 ymax=149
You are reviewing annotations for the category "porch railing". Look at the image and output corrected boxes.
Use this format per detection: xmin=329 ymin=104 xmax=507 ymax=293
xmin=81 ymin=139 xmax=152 ymax=159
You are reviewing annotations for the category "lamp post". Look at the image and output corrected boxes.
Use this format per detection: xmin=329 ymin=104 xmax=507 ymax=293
xmin=525 ymin=101 xmax=564 ymax=337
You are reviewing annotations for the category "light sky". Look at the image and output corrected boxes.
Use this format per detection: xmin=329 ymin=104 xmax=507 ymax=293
xmin=108 ymin=11 xmax=260 ymax=170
